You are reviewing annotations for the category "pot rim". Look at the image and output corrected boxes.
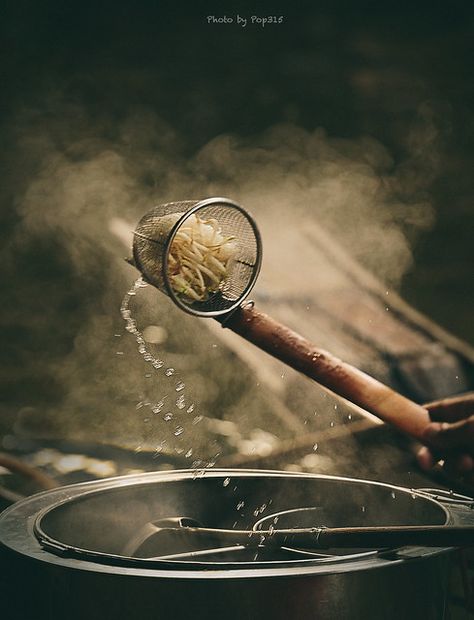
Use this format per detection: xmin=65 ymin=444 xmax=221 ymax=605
xmin=1 ymin=469 xmax=470 ymax=579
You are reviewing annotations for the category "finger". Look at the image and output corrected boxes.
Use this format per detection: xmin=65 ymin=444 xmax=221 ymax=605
xmin=422 ymin=417 xmax=474 ymax=454
xmin=416 ymin=446 xmax=436 ymax=471
xmin=424 ymin=393 xmax=474 ymax=423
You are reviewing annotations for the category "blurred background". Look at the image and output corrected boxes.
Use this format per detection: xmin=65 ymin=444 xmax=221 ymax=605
xmin=0 ymin=1 xmax=473 ymax=490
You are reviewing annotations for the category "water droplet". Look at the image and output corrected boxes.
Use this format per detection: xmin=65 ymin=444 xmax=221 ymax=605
xmin=165 ymin=368 xmax=175 ymax=377
xmin=116 ymin=351 xmax=124 ymax=355
xmin=223 ymin=477 xmax=230 ymax=487
xmin=143 ymin=417 xmax=150 ymax=423
xmin=236 ymin=501 xmax=245 ymax=510
xmin=145 ymin=373 xmax=152 ymax=378
xmin=186 ymin=403 xmax=195 ymax=414
xmin=163 ymin=412 xmax=173 ymax=422
xmin=253 ymin=509 xmax=260 ymax=517
xmin=313 ymin=443 xmax=318 ymax=451
xmin=136 ymin=401 xmax=144 ymax=410
xmin=136 ymin=336 xmax=145 ymax=345
xmin=153 ymin=360 xmax=164 ymax=369
xmin=174 ymin=426 xmax=184 ymax=436
xmin=152 ymin=401 xmax=164 ymax=414
xmin=361 ymin=506 xmax=366 ymax=512
xmin=347 ymin=414 xmax=352 ymax=420
xmin=143 ymin=353 xmax=153 ymax=362
xmin=330 ymin=421 xmax=335 ymax=427
xmin=175 ymin=381 xmax=185 ymax=392
xmin=176 ymin=395 xmax=186 ymax=409
xmin=154 ymin=441 xmax=166 ymax=454
xmin=114 ymin=334 xmax=122 ymax=338
xmin=138 ymin=345 xmax=146 ymax=354
xmin=185 ymin=448 xmax=193 ymax=458
xmin=391 ymin=491 xmax=396 ymax=499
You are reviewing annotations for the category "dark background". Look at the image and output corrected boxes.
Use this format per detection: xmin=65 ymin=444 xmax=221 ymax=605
xmin=1 ymin=1 xmax=473 ymax=433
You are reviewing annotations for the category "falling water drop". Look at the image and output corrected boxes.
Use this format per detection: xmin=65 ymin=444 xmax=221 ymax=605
xmin=163 ymin=412 xmax=173 ymax=422
xmin=165 ymin=368 xmax=175 ymax=377
xmin=152 ymin=401 xmax=165 ymax=414
xmin=174 ymin=426 xmax=184 ymax=436
xmin=175 ymin=381 xmax=185 ymax=392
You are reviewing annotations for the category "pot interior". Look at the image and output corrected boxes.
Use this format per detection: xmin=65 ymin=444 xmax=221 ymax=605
xmin=35 ymin=472 xmax=448 ymax=567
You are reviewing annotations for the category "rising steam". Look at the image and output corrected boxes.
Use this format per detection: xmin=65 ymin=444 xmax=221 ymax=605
xmin=1 ymin=100 xmax=439 ymax=465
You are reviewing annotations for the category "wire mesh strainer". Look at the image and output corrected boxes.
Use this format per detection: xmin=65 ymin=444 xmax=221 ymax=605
xmin=132 ymin=197 xmax=262 ymax=317
xmin=130 ymin=195 xmax=436 ymax=446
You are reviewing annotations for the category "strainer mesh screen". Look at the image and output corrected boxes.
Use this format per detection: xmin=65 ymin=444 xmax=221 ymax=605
xmin=132 ymin=199 xmax=261 ymax=316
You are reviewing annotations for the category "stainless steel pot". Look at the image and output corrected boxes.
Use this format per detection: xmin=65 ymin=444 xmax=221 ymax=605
xmin=0 ymin=469 xmax=473 ymax=619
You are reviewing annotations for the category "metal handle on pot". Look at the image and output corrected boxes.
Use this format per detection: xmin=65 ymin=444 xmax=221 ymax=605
xmin=153 ymin=523 xmax=474 ymax=550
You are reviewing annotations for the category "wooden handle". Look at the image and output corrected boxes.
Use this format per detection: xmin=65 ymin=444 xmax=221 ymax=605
xmin=316 ymin=525 xmax=474 ymax=548
xmin=223 ymin=304 xmax=431 ymax=441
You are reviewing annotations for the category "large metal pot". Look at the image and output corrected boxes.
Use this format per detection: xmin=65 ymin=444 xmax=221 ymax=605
xmin=0 ymin=469 xmax=473 ymax=619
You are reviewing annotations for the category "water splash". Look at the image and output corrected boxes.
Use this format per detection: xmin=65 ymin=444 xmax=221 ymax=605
xmin=120 ymin=277 xmax=214 ymax=469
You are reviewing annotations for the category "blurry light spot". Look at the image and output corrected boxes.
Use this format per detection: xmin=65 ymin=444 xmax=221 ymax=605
xmin=143 ymin=325 xmax=167 ymax=344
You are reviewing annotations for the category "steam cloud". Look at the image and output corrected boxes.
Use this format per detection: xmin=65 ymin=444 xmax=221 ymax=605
xmin=1 ymin=98 xmax=440 ymax=462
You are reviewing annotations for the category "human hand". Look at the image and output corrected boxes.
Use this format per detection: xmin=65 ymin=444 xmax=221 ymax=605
xmin=417 ymin=393 xmax=474 ymax=480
